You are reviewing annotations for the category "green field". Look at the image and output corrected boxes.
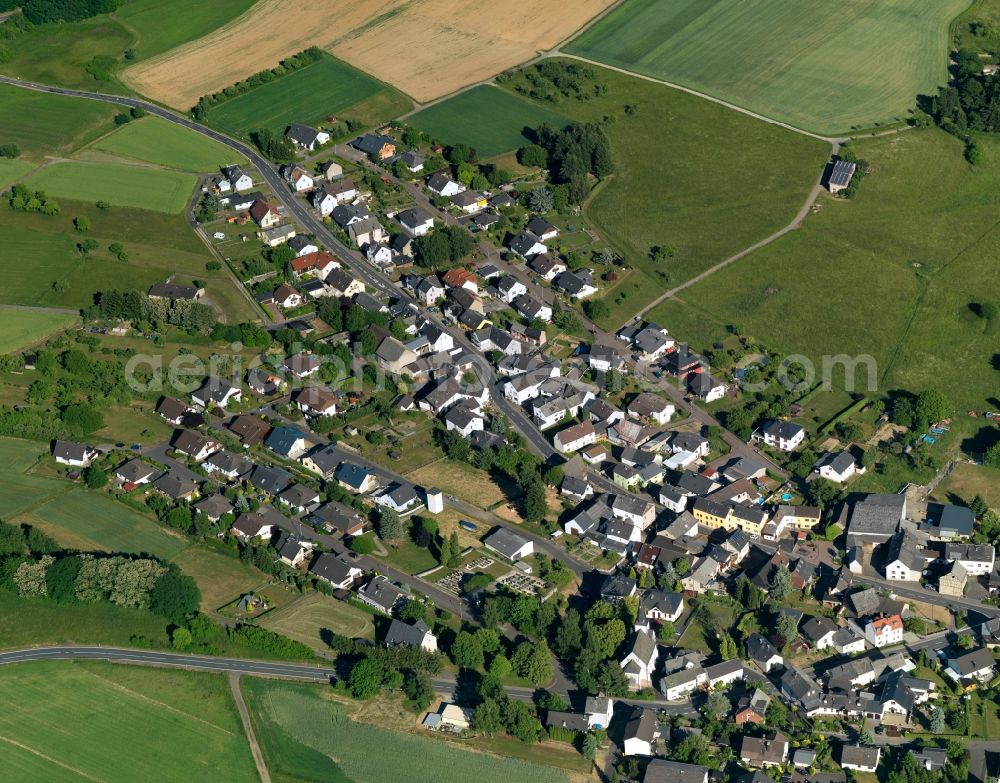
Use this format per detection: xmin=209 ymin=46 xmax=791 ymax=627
xmin=23 ymin=161 xmax=196 ymax=213
xmin=0 ymin=158 xmax=35 ymax=188
xmin=244 ymin=679 xmax=571 ymax=783
xmin=206 ymin=55 xmax=412 ymax=136
xmin=0 ymin=661 xmax=257 ymax=782
xmin=650 ymin=127 xmax=1000 ymax=413
xmin=566 ymin=0 xmax=969 ymax=134
xmin=489 ymin=62 xmax=829 ymax=326
xmin=408 ymin=86 xmax=571 ymax=158
xmin=0 ymin=84 xmax=117 ymax=161
xmin=114 ymin=0 xmax=258 ymax=62
xmin=0 ymin=200 xmax=255 ymax=318
xmin=0 ymin=308 xmax=80 ymax=354
xmin=88 ymin=116 xmax=245 ymax=172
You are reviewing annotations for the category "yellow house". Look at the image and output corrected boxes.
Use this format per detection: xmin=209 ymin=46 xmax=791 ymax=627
xmin=692 ymin=497 xmax=734 ymax=531
xmin=731 ymin=505 xmax=769 ymax=537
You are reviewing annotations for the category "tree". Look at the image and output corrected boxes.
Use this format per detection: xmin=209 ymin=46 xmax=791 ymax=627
xmin=776 ymin=613 xmax=798 ymax=647
xmin=978 ymin=301 xmax=999 ymax=321
xmin=45 ymin=555 xmax=81 ymax=602
xmin=171 ymin=626 xmax=192 ymax=650
xmin=376 ymin=507 xmax=404 ymax=540
xmin=451 ymin=630 xmax=484 ymax=670
xmin=970 ymin=495 xmax=990 ymax=518
xmin=858 ymin=727 xmax=875 ymax=746
xmin=349 ymin=657 xmax=386 ymax=699
xmin=914 ymin=390 xmax=952 ymax=428
xmin=149 ymin=566 xmax=201 ymax=624
xmin=403 ymin=672 xmax=435 ymax=710
xmin=929 ymin=706 xmax=946 ymax=733
xmin=473 ymin=698 xmax=504 ymax=734
xmin=489 ymin=653 xmax=512 ymax=678
xmin=437 ymin=533 xmax=453 ymax=567
xmin=349 ymin=533 xmax=375 ymax=554
xmin=83 ymin=466 xmax=107 ymax=489
xmin=512 ymin=639 xmax=553 ymax=685
xmin=517 ymin=144 xmax=548 ymax=168
xmin=447 ymin=532 xmax=460 ymax=568
xmin=528 ymin=187 xmax=554 ymax=213
xmin=768 ymin=565 xmax=792 ymax=601
xmin=704 ymin=689 xmax=730 ymax=720
xmin=73 ymin=216 xmax=91 ymax=232
xmin=582 ymin=732 xmax=599 ymax=762
xmin=61 ymin=403 xmax=102 ymax=435
xmin=522 ymin=478 xmax=548 ymax=523
xmin=399 ymin=598 xmax=426 ymax=623
xmin=584 ymin=299 xmax=609 ymax=320
xmin=986 ymin=442 xmax=1000 ymax=469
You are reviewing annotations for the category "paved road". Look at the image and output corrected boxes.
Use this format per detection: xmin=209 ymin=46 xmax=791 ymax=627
xmin=849 ymin=572 xmax=1000 ymax=618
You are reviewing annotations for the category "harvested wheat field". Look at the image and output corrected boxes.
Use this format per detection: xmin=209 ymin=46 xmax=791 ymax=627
xmin=121 ymin=0 xmax=617 ymax=108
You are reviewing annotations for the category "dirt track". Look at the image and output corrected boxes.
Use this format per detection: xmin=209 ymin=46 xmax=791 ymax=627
xmin=121 ymin=0 xmax=616 ymax=108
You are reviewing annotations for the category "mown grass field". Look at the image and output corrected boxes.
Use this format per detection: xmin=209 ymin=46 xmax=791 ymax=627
xmin=0 ymin=661 xmax=258 ymax=783
xmin=88 ymin=116 xmax=245 ymax=172
xmin=483 ymin=61 xmax=829 ymax=326
xmin=650 ymin=128 xmax=1000 ymax=414
xmin=205 ymin=55 xmax=411 ymax=136
xmin=244 ymin=679 xmax=572 ymax=783
xmin=566 ymin=0 xmax=968 ymax=134
xmin=408 ymin=85 xmax=571 ymax=158
xmin=0 ymin=84 xmax=116 ymax=162
xmin=169 ymin=546 xmax=266 ymax=613
xmin=0 ymin=591 xmax=170 ymax=649
xmin=114 ymin=0 xmax=259 ymax=63
xmin=23 ymin=161 xmax=196 ymax=213
xmin=0 ymin=308 xmax=79 ymax=354
xmin=0 ymin=158 xmax=35 ymax=188
xmin=0 ymin=198 xmax=257 ymax=321
xmin=261 ymin=593 xmax=376 ymax=651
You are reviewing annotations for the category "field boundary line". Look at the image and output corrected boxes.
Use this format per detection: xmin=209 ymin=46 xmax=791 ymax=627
xmin=0 ymin=734 xmax=106 ymax=782
xmin=74 ymin=663 xmax=240 ymax=736
xmin=230 ymin=673 xmax=272 ymax=783
xmin=552 ymin=52 xmax=841 ymax=143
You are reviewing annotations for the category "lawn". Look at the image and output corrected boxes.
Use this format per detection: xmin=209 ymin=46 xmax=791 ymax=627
xmin=932 ymin=462 xmax=1000 ymax=508
xmin=379 ymin=538 xmax=440 ymax=575
xmin=0 ymin=158 xmax=34 ymax=187
xmin=243 ymin=679 xmax=571 ymax=783
xmin=260 ymin=592 xmax=376 ymax=652
xmin=0 ymin=308 xmax=79 ymax=354
xmin=0 ymin=198 xmax=255 ymax=320
xmin=0 ymin=661 xmax=258 ymax=782
xmin=408 ymin=85 xmax=571 ymax=158
xmin=565 ymin=0 xmax=968 ymax=134
xmin=205 ymin=55 xmax=411 ymax=136
xmin=486 ymin=61 xmax=828 ymax=326
xmin=114 ymin=0 xmax=258 ymax=63
xmin=0 ymin=84 xmax=117 ymax=162
xmin=87 ymin=116 xmax=246 ymax=172
xmin=22 ymin=489 xmax=191 ymax=560
xmin=649 ymin=127 xmax=1000 ymax=414
xmin=169 ymin=546 xmax=266 ymax=613
xmin=23 ymin=160 xmax=197 ymax=213
xmin=406 ymin=460 xmax=509 ymax=508
xmin=0 ymin=591 xmax=169 ymax=649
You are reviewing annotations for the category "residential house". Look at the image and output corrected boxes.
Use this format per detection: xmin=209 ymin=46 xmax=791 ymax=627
xmin=311 ymin=179 xmax=358 ymax=215
xmin=320 ymin=160 xmax=343 ymax=180
xmin=352 ymin=134 xmax=395 ymax=160
xmin=735 ymin=689 xmax=772 ymax=726
xmin=228 ymin=415 xmax=271 ymax=446
xmin=265 ymin=426 xmax=308 ymax=459
xmin=384 ymin=619 xmax=438 ymax=652
xmin=231 ymin=513 xmax=276 ymax=542
xmin=484 ymin=527 xmax=533 ymax=562
xmin=496 ymin=275 xmax=527 ymax=304
xmin=290 ymin=250 xmax=339 ymax=279
xmin=800 ymin=615 xmax=839 ymax=649
xmin=151 ymin=473 xmax=198 ymax=502
xmin=513 ymin=294 xmax=552 ymax=322
xmin=688 ymin=372 xmax=728 ymax=402
xmin=528 ymin=253 xmax=566 ymax=281
xmin=585 ymin=696 xmax=614 ymax=729
xmin=553 ymin=421 xmax=597 ymax=454
xmin=399 ymin=150 xmax=424 ymax=172
xmin=644 ymin=761 xmax=708 ymax=783
xmin=426 ymin=171 xmax=464 ymax=197
xmin=839 ymin=745 xmax=880 ymax=773
xmin=554 ymin=269 xmax=598 ymax=299
xmin=203 ymin=450 xmax=251 ymax=481
xmin=221 ymin=165 xmax=253 ymax=192
xmin=52 ymin=440 xmax=99 ymax=468
xmin=814 ymin=451 xmax=863 ymax=483
xmin=115 ymin=458 xmax=158 ymax=486
xmin=192 ymin=493 xmax=233 ymax=522
xmin=864 ymin=614 xmax=904 ymax=648
xmin=746 ymin=634 xmax=783 ymax=672
xmin=450 ymin=190 xmax=487 ymax=214
xmin=307 ymin=501 xmax=365 ymax=537
xmin=335 ymin=462 xmax=377 ymax=494
xmin=249 ymin=199 xmax=280 ymax=228
xmin=622 ymin=707 xmax=659 ymax=756
xmin=946 ymin=647 xmax=996 ymax=683
xmin=525 ymin=216 xmax=558 ymax=241
xmin=276 ymin=483 xmax=321 ymax=514
xmin=293 ymin=386 xmax=338 ymax=417
xmin=374 ymin=483 xmax=421 ymax=515
xmin=286 ymin=124 xmax=330 ymax=150
xmin=938 ymin=561 xmax=968 ymax=597
xmin=740 ymin=732 xmax=789 ymax=768
xmin=398 ymin=207 xmax=434 ymax=237
xmin=620 ymin=630 xmax=659 ymax=690
xmin=944 ymin=542 xmax=996 ymax=576
xmin=309 ymin=552 xmax=363 ymax=590
xmin=884 ymin=529 xmax=926 ymax=582
xmin=508 ymin=231 xmax=547 ymax=258
xmin=627 ymin=392 xmax=674 ymax=425
xmin=356 ymin=575 xmax=407 ymax=614
xmin=191 ymin=376 xmax=241 ymax=409
xmin=753 ymin=420 xmax=805 ymax=452
xmin=249 ymin=465 xmax=292 ymax=496
xmin=349 ymin=216 xmax=386 ymax=248
xmin=274 ymin=533 xmax=313 ymax=568
xmin=282 ymin=164 xmax=314 ymax=192
xmin=171 ymin=430 xmax=221 ymax=462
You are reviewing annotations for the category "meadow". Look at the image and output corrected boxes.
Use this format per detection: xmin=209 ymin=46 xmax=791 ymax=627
xmin=566 ymin=0 xmax=968 ymax=134
xmin=649 ymin=128 xmax=1000 ymax=413
xmin=88 ymin=116 xmax=245 ymax=172
xmin=261 ymin=592 xmax=376 ymax=652
xmin=0 ymin=308 xmax=80 ymax=355
xmin=113 ymin=0 xmax=259 ymax=62
xmin=23 ymin=161 xmax=197 ymax=213
xmin=0 ymin=159 xmax=33 ymax=188
xmin=408 ymin=86 xmax=571 ymax=158
xmin=0 ymin=84 xmax=116 ymax=162
xmin=244 ymin=679 xmax=572 ymax=783
xmin=205 ymin=56 xmax=411 ymax=136
xmin=491 ymin=62 xmax=829 ymax=326
xmin=0 ymin=661 xmax=258 ymax=782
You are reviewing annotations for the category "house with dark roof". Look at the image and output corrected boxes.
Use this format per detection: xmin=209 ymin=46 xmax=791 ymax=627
xmin=148 ymin=282 xmax=203 ymax=300
xmin=307 ymin=502 xmax=364 ymax=537
xmin=115 ymin=458 xmax=159 ymax=486
xmin=384 ymin=618 xmax=437 ymax=652
xmin=508 ymin=230 xmax=547 ymax=258
xmin=828 ymin=159 xmax=857 ymax=194
xmin=203 ymin=450 xmax=252 ymax=480
xmin=265 ymin=426 xmax=308 ymax=458
xmin=356 ymin=575 xmax=407 ymax=614
xmin=753 ymin=420 xmax=805 ymax=452
xmin=286 ymin=123 xmax=330 ymax=151
xmin=746 ymin=633 xmax=783 ymax=672
xmin=483 ymin=527 xmax=533 ymax=561
xmin=152 ymin=472 xmax=199 ymax=501
xmin=276 ymin=483 xmax=321 ymax=514
xmin=814 ymin=451 xmax=862 ymax=483
xmin=335 ymin=462 xmax=377 ymax=493
xmin=156 ymin=396 xmax=192 ymax=425
xmin=171 ymin=429 xmax=221 ymax=462
xmin=52 ymin=440 xmax=99 ymax=467
xmin=620 ymin=629 xmax=658 ymax=690
xmin=231 ymin=512 xmax=277 ymax=542
xmin=273 ymin=532 xmax=313 ymax=567
xmin=740 ymin=731 xmax=789 ymax=768
xmin=351 ymin=133 xmax=395 ymax=160
xmin=622 ymin=706 xmax=659 ymax=756
xmin=644 ymin=760 xmax=708 ymax=783
xmin=946 ymin=646 xmax=996 ymax=683
xmin=228 ymin=415 xmax=271 ymax=446
xmin=249 ymin=464 xmax=293 ymax=496
xmin=191 ymin=376 xmax=241 ymax=409
xmin=192 ymin=493 xmax=233 ymax=522
xmin=309 ymin=552 xmax=362 ymax=589
xmin=839 ymin=744 xmax=880 ymax=772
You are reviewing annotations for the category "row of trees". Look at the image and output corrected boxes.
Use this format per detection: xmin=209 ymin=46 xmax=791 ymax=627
xmin=19 ymin=0 xmax=119 ymax=24
xmin=92 ymin=289 xmax=217 ymax=335
xmin=8 ymin=183 xmax=60 ymax=215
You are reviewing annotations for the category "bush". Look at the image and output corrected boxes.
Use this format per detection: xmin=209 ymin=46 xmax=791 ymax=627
xmin=0 ymin=142 xmax=19 ymax=158
xmin=349 ymin=533 xmax=375 ymax=555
